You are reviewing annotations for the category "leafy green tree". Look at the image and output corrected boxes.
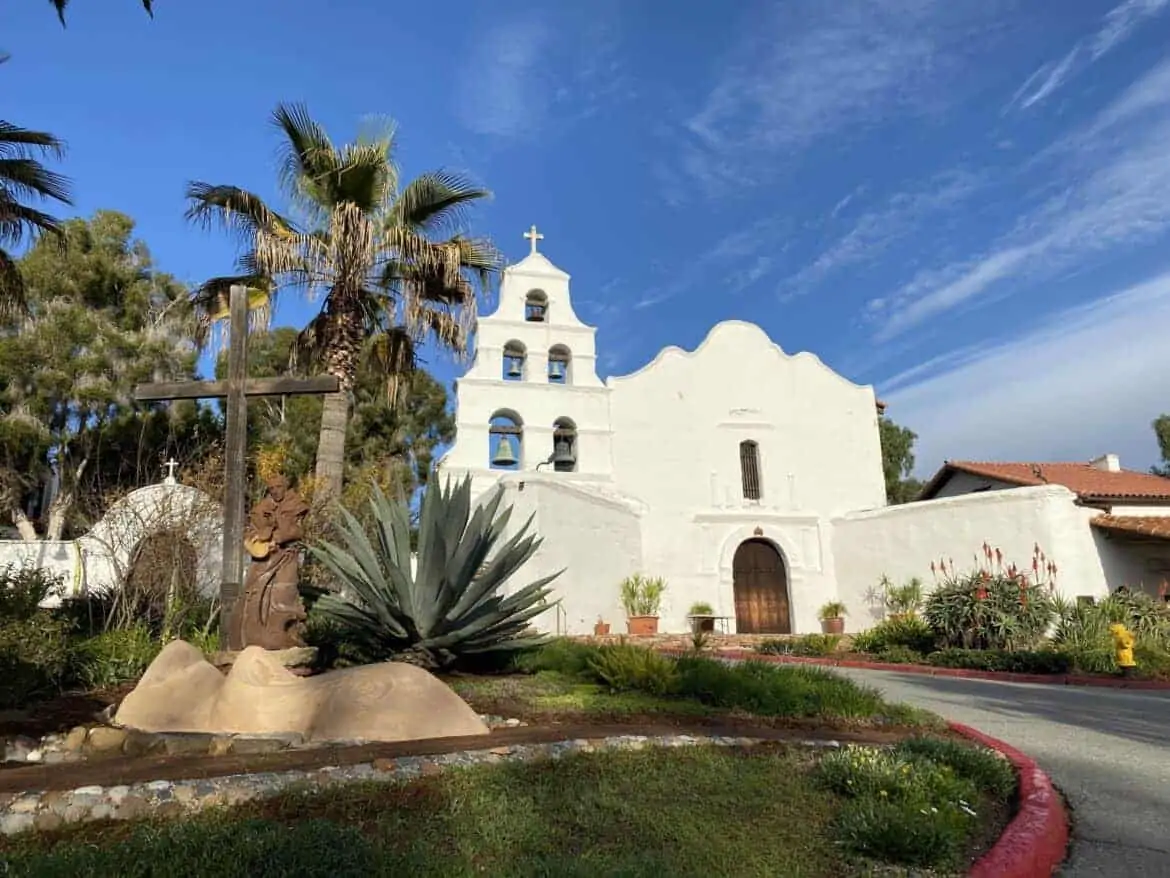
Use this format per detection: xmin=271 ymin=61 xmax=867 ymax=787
xmin=1152 ymin=415 xmax=1170 ymax=477
xmin=49 ymin=0 xmax=153 ymax=24
xmin=879 ymin=415 xmax=924 ymax=505
xmin=214 ymin=327 xmax=454 ymax=499
xmin=0 ymin=60 xmax=72 ymax=318
xmin=185 ymin=103 xmax=498 ymax=504
xmin=0 ymin=211 xmax=206 ymax=539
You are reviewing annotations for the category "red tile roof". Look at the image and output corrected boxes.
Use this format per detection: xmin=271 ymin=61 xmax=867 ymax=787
xmin=1090 ymin=516 xmax=1170 ymax=540
xmin=920 ymin=460 xmax=1170 ymax=502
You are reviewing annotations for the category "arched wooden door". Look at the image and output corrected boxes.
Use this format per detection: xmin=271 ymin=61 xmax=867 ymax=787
xmin=732 ymin=539 xmax=791 ymax=634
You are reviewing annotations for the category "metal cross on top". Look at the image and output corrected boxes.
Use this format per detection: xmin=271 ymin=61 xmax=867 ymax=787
xmin=133 ymin=284 xmax=340 ymax=648
xmin=524 ymin=224 xmax=544 ymax=255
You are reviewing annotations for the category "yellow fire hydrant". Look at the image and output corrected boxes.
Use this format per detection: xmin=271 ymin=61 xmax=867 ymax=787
xmin=1109 ymin=622 xmax=1137 ymax=677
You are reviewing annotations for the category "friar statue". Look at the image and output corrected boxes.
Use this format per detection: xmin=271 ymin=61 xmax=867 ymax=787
xmin=231 ymin=474 xmax=311 ymax=650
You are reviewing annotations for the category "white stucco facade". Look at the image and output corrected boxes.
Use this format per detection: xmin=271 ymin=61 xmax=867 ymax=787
xmin=436 ymin=236 xmax=1155 ymax=636
xmin=0 ymin=483 xmax=224 ymax=606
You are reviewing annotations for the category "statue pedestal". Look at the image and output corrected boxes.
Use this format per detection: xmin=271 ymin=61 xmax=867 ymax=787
xmin=211 ymin=646 xmax=318 ymax=676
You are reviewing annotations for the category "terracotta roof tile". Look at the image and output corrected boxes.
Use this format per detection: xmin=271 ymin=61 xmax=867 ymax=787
xmin=1090 ymin=516 xmax=1170 ymax=540
xmin=928 ymin=461 xmax=1170 ymax=501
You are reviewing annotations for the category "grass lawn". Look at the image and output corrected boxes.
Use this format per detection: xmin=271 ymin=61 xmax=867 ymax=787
xmin=0 ymin=743 xmax=994 ymax=878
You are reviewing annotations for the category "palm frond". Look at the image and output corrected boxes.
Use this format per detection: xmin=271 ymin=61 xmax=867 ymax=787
xmin=51 ymin=0 xmax=153 ymax=25
xmin=0 ymin=158 xmax=72 ymax=204
xmin=389 ymin=170 xmax=491 ymax=233
xmin=0 ymin=122 xmax=66 ymax=161
xmin=0 ymin=199 xmax=63 ymax=247
xmin=189 ymin=275 xmax=275 ymax=349
xmin=271 ymin=102 xmax=340 ymax=216
xmin=184 ymin=183 xmax=304 ymax=275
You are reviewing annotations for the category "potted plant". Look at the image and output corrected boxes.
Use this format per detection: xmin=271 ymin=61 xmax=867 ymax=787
xmin=882 ymin=576 xmax=924 ymax=621
xmin=620 ymin=573 xmax=666 ymax=635
xmin=818 ymin=600 xmax=847 ymax=635
xmin=593 ymin=616 xmax=611 ymax=636
xmin=688 ymin=601 xmax=716 ymax=633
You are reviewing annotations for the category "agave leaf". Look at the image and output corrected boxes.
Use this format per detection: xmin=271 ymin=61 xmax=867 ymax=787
xmin=368 ymin=483 xmax=417 ymax=618
xmin=445 ymin=523 xmax=543 ymax=621
xmin=435 ymin=489 xmax=500 ymax=619
xmin=424 ymin=597 xmax=553 ymax=650
xmin=306 ymin=542 xmax=409 ymax=637
xmin=313 ymin=592 xmax=409 ymax=643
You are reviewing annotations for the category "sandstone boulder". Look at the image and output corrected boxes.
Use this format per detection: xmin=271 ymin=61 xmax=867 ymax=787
xmin=115 ymin=640 xmax=489 ymax=744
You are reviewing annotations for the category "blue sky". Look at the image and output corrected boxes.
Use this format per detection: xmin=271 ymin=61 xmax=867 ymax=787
xmin=8 ymin=0 xmax=1170 ymax=476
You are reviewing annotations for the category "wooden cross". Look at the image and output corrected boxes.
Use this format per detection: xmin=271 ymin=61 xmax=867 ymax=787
xmin=524 ymin=224 xmax=544 ymax=255
xmin=134 ymin=284 xmax=339 ymax=648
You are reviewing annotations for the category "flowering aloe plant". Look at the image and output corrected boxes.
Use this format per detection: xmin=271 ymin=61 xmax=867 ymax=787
xmin=307 ymin=476 xmax=562 ymax=669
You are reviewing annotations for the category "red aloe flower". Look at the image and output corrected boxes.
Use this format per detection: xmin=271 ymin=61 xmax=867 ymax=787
xmin=995 ymin=547 xmax=1003 ymax=567
xmin=976 ymin=586 xmax=988 ymax=601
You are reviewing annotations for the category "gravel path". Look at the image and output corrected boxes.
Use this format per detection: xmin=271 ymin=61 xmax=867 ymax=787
xmin=831 ymin=668 xmax=1170 ymax=877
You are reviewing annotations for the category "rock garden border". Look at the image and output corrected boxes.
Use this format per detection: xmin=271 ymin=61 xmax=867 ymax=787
xmin=0 ymin=716 xmax=1070 ymax=877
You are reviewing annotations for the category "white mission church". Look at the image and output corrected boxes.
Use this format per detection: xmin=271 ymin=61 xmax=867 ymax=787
xmin=436 ymin=228 xmax=1170 ymax=636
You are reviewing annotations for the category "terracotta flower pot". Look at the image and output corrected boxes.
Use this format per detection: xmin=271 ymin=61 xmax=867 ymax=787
xmin=593 ymin=622 xmax=611 ymax=636
xmin=820 ymin=617 xmax=845 ymax=635
xmin=626 ymin=615 xmax=659 ymax=636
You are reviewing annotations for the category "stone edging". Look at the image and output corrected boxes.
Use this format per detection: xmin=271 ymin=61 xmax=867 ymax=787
xmin=951 ymin=722 xmax=1069 ymax=878
xmin=714 ymin=649 xmax=1170 ymax=690
xmin=0 ymin=734 xmax=839 ymax=835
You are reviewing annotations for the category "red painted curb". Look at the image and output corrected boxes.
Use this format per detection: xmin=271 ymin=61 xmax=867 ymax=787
xmin=706 ymin=649 xmax=1170 ymax=690
xmin=949 ymin=722 xmax=1069 ymax=878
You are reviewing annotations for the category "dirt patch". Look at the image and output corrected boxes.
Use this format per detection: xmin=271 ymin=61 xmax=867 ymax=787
xmin=0 ymin=683 xmax=132 ymax=741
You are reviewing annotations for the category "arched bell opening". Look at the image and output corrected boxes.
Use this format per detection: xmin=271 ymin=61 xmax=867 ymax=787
xmin=551 ymin=417 xmax=578 ymax=473
xmin=489 ymin=410 xmax=524 ymax=470
xmin=502 ymin=340 xmax=527 ymax=381
xmin=525 ymin=290 xmax=548 ymax=322
xmin=547 ymin=344 xmax=572 ymax=385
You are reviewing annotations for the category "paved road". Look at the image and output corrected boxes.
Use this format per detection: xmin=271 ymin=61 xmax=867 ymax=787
xmin=831 ymin=669 xmax=1170 ymax=877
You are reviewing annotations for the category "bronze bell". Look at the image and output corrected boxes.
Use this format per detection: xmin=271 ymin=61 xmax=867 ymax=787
xmin=506 ymin=358 xmax=523 ymax=378
xmin=548 ymin=360 xmax=565 ymax=381
xmin=492 ymin=436 xmax=518 ymax=467
xmin=552 ymin=437 xmax=575 ymax=466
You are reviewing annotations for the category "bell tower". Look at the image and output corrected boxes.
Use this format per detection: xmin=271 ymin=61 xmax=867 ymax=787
xmin=439 ymin=225 xmax=614 ymax=490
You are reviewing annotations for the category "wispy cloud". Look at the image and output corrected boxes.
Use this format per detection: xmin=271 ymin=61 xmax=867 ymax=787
xmin=454 ymin=15 xmax=630 ymax=140
xmin=674 ymin=1 xmax=1003 ymax=198
xmin=871 ymin=56 xmax=1170 ymax=341
xmin=1005 ymin=0 xmax=1168 ymax=112
xmin=455 ymin=20 xmax=551 ymax=138
xmin=631 ymin=216 xmax=788 ymax=309
xmin=883 ymin=268 xmax=1170 ymax=475
xmin=781 ymin=171 xmax=983 ymax=298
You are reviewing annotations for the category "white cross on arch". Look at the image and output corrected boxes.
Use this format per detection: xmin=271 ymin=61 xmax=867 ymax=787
xmin=524 ymin=224 xmax=544 ymax=255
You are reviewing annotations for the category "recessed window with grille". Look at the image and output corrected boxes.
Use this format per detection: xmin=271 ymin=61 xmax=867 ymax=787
xmin=740 ymin=440 xmax=762 ymax=500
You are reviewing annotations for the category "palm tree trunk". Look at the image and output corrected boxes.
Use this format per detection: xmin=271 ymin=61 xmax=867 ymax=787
xmin=312 ymin=307 xmax=364 ymax=505
xmin=315 ymin=387 xmax=350 ymax=504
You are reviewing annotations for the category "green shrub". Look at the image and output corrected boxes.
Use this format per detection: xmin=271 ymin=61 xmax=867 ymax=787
xmin=587 ymin=642 xmax=679 ymax=695
xmin=673 ymin=656 xmax=888 ymax=719
xmin=818 ymin=744 xmax=985 ymax=869
xmin=0 ymin=615 xmax=73 ymax=708
xmin=834 ymin=795 xmax=974 ymax=868
xmin=756 ymin=634 xmax=840 ymax=657
xmin=851 ymin=616 xmax=936 ymax=655
xmin=926 ymin=648 xmax=1072 ymax=675
xmin=69 ymin=626 xmax=162 ymax=690
xmin=688 ymin=601 xmax=714 ymax=616
xmin=306 ymin=477 xmax=560 ymax=671
xmin=875 ymin=645 xmax=923 ymax=665
xmin=894 ymin=737 xmax=1016 ymax=800
xmin=513 ymin=638 xmax=602 ymax=676
xmin=0 ymin=563 xmax=65 ymax=621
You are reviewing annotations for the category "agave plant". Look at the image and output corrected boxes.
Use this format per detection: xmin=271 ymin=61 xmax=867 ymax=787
xmin=307 ymin=475 xmax=562 ymax=669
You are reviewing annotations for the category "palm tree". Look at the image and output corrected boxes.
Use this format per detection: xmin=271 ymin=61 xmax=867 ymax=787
xmin=0 ymin=67 xmax=73 ymax=318
xmin=49 ymin=0 xmax=153 ymax=24
xmin=185 ymin=103 xmax=499 ymax=503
